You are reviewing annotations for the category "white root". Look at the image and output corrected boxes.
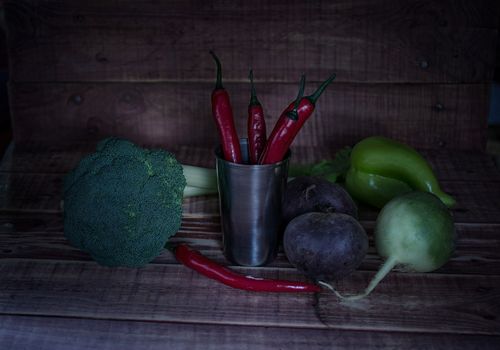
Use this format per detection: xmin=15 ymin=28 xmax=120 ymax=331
xmin=319 ymin=256 xmax=398 ymax=301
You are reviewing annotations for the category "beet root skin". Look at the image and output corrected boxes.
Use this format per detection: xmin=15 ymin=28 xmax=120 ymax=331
xmin=283 ymin=212 xmax=368 ymax=281
xmin=282 ymin=176 xmax=358 ymax=225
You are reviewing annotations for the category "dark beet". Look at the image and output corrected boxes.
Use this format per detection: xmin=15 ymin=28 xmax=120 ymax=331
xmin=283 ymin=212 xmax=368 ymax=281
xmin=282 ymin=176 xmax=358 ymax=224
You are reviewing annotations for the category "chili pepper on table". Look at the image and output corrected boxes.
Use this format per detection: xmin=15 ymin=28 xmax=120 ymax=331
xmin=173 ymin=244 xmax=321 ymax=293
xmin=210 ymin=51 xmax=242 ymax=163
xmin=259 ymin=73 xmax=336 ymax=165
xmin=247 ymin=69 xmax=267 ymax=164
xmin=344 ymin=136 xmax=457 ymax=208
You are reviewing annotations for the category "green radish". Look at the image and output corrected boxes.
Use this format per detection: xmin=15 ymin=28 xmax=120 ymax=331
xmin=321 ymin=191 xmax=456 ymax=300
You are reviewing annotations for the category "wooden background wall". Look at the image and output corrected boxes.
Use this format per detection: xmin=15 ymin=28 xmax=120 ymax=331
xmin=2 ymin=0 xmax=499 ymax=151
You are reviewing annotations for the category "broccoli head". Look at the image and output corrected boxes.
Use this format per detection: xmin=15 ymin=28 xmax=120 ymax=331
xmin=63 ymin=138 xmax=186 ymax=267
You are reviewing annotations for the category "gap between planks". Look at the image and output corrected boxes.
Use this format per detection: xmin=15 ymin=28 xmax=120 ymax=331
xmin=1 ymin=258 xmax=499 ymax=335
xmin=1 ymin=314 xmax=499 ymax=350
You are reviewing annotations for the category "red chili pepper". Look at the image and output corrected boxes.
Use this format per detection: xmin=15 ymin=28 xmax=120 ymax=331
xmin=210 ymin=51 xmax=242 ymax=163
xmin=247 ymin=70 xmax=267 ymax=164
xmin=259 ymin=73 xmax=336 ymax=165
xmin=174 ymin=244 xmax=321 ymax=293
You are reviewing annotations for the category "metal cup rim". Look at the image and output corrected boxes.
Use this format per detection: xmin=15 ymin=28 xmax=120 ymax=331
xmin=214 ymin=138 xmax=291 ymax=168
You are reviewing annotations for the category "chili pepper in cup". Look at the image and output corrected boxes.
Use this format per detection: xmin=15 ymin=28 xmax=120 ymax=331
xmin=210 ymin=51 xmax=242 ymax=163
xmin=258 ymin=74 xmax=306 ymax=164
xmin=259 ymin=73 xmax=336 ymax=164
xmin=247 ymin=69 xmax=267 ymax=164
xmin=173 ymin=244 xmax=321 ymax=293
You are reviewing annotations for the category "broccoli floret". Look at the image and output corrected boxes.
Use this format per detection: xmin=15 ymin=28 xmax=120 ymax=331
xmin=63 ymin=138 xmax=186 ymax=267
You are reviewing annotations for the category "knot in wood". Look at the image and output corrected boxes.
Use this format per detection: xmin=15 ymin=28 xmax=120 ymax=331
xmin=68 ymin=94 xmax=84 ymax=106
xmin=419 ymin=60 xmax=429 ymax=69
xmin=86 ymin=117 xmax=102 ymax=135
xmin=433 ymin=103 xmax=445 ymax=112
xmin=95 ymin=52 xmax=109 ymax=63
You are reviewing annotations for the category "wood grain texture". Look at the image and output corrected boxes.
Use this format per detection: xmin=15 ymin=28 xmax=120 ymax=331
xmin=1 ymin=210 xmax=500 ymax=276
xmin=1 ymin=171 xmax=499 ymax=223
xmin=0 ymin=259 xmax=499 ymax=335
xmin=2 ymin=315 xmax=499 ymax=350
xmin=0 ymin=145 xmax=499 ymax=222
xmin=2 ymin=143 xmax=500 ymax=183
xmin=8 ymin=82 xmax=490 ymax=150
xmin=1 ymin=1 xmax=499 ymax=347
xmin=3 ymin=0 xmax=498 ymax=83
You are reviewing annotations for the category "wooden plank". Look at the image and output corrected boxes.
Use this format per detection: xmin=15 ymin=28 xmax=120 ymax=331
xmin=8 ymin=82 xmax=490 ymax=150
xmin=422 ymin=149 xmax=500 ymax=182
xmin=1 ymin=168 xmax=499 ymax=222
xmin=2 ymin=143 xmax=499 ymax=183
xmin=3 ymin=0 xmax=498 ymax=83
xmin=0 ymin=213 xmax=224 ymax=264
xmin=0 ymin=259 xmax=499 ymax=335
xmin=442 ymin=181 xmax=500 ymax=224
xmin=1 ymin=211 xmax=500 ymax=276
xmin=1 ymin=315 xmax=499 ymax=350
xmin=0 ymin=172 xmax=64 ymax=213
xmin=0 ymin=143 xmax=217 ymax=173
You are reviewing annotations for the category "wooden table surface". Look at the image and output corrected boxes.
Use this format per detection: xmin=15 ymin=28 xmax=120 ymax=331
xmin=1 ymin=143 xmax=500 ymax=349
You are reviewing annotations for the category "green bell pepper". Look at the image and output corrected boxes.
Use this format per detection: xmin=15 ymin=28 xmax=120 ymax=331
xmin=345 ymin=136 xmax=456 ymax=208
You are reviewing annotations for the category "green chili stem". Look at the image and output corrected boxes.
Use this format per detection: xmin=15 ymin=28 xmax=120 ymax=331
xmin=249 ymin=69 xmax=261 ymax=106
xmin=294 ymin=74 xmax=306 ymax=109
xmin=287 ymin=74 xmax=306 ymax=121
xmin=209 ymin=50 xmax=224 ymax=90
xmin=307 ymin=73 xmax=336 ymax=105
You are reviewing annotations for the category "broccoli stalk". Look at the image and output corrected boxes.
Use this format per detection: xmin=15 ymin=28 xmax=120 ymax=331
xmin=182 ymin=164 xmax=217 ymax=197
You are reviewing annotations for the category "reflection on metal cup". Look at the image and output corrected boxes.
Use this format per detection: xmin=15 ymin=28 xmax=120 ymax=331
xmin=215 ymin=139 xmax=290 ymax=266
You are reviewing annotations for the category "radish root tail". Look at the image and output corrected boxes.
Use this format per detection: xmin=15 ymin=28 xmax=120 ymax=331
xmin=319 ymin=256 xmax=398 ymax=301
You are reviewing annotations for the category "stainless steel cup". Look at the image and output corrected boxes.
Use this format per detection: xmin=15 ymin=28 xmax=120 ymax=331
xmin=215 ymin=139 xmax=290 ymax=266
